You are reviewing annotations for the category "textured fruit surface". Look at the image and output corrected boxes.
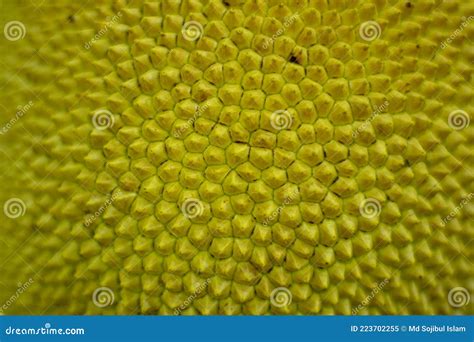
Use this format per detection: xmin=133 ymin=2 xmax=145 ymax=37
xmin=0 ymin=0 xmax=473 ymax=315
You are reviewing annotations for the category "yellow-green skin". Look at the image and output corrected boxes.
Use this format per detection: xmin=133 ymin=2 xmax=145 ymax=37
xmin=0 ymin=0 xmax=473 ymax=315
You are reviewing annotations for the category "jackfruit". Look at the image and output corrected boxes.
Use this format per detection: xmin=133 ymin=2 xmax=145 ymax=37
xmin=0 ymin=0 xmax=473 ymax=315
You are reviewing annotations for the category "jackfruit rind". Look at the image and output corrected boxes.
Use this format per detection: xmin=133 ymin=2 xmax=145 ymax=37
xmin=0 ymin=0 xmax=473 ymax=315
